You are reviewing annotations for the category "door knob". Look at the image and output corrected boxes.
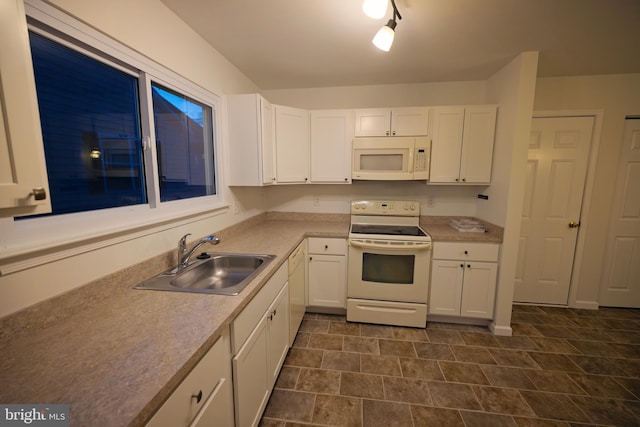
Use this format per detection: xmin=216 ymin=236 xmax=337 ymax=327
xmin=568 ymin=221 xmax=581 ymax=228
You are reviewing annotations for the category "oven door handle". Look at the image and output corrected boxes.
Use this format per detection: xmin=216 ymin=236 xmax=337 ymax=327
xmin=349 ymin=239 xmax=432 ymax=251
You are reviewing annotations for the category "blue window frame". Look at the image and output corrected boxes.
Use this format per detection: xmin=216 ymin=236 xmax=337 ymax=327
xmin=29 ymin=31 xmax=146 ymax=216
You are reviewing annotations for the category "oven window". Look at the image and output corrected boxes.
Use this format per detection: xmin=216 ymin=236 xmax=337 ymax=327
xmin=362 ymin=253 xmax=415 ymax=284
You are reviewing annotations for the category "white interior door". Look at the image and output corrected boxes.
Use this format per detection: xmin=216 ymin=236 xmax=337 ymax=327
xmin=599 ymin=119 xmax=640 ymax=308
xmin=514 ymin=116 xmax=594 ymax=305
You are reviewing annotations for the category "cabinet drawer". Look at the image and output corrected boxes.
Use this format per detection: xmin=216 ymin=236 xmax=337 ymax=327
xmin=231 ymin=262 xmax=287 ymax=354
xmin=308 ymin=238 xmax=346 ymax=255
xmin=147 ymin=330 xmax=232 ymax=427
xmin=432 ymin=242 xmax=499 ymax=262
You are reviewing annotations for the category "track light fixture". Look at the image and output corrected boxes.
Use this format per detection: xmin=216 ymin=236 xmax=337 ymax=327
xmin=367 ymin=0 xmax=402 ymax=52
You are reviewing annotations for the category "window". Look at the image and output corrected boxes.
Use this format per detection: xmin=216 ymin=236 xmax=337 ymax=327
xmin=24 ymin=27 xmax=218 ymax=219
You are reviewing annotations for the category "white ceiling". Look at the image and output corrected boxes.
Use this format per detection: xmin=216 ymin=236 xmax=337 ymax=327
xmin=160 ymin=0 xmax=640 ymax=90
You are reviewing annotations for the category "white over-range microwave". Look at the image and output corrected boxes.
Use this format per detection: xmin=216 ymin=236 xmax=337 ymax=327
xmin=352 ymin=137 xmax=430 ymax=181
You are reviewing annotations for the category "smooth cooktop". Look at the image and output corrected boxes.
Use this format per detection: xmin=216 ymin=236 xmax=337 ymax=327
xmin=350 ymin=224 xmax=428 ymax=237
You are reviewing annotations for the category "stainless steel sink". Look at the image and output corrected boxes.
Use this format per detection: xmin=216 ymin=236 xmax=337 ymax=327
xmin=134 ymin=253 xmax=276 ymax=295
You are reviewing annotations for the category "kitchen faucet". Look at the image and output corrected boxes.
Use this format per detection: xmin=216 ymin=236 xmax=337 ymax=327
xmin=176 ymin=233 xmax=220 ymax=272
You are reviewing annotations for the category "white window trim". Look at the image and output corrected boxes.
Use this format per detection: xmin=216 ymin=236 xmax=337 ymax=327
xmin=0 ymin=0 xmax=229 ymax=273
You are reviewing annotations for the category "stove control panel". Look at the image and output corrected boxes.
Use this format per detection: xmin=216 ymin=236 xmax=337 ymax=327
xmin=351 ymin=200 xmax=420 ymax=216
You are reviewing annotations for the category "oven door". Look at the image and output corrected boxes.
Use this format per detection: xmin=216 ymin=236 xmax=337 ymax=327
xmin=347 ymin=239 xmax=431 ymax=303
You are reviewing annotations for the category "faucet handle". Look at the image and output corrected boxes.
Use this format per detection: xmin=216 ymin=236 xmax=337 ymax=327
xmin=179 ymin=233 xmax=191 ymax=251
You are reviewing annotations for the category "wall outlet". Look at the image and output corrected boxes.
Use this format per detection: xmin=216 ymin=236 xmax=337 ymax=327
xmin=313 ymin=195 xmax=320 ymax=207
xmin=426 ymin=197 xmax=435 ymax=208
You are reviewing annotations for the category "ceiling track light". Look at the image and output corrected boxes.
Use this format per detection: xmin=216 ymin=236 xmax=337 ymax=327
xmin=372 ymin=0 xmax=402 ymax=52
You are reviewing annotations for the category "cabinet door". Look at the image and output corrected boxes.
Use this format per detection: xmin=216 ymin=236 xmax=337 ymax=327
xmin=460 ymin=262 xmax=497 ymax=319
xmin=233 ymin=315 xmax=270 ymax=427
xmin=429 ymin=260 xmax=464 ymax=316
xmin=275 ymin=105 xmax=310 ymax=183
xmin=189 ymin=377 xmax=234 ymax=427
xmin=354 ymin=108 xmax=391 ymax=137
xmin=459 ymin=106 xmax=497 ymax=183
xmin=0 ymin=0 xmax=51 ymax=217
xmin=308 ymin=254 xmax=346 ymax=308
xmin=429 ymin=107 xmax=465 ymax=183
xmin=391 ymin=107 xmax=430 ymax=136
xmin=267 ymin=283 xmax=290 ymax=386
xmin=310 ymin=110 xmax=353 ymax=183
xmin=260 ymin=98 xmax=275 ymax=184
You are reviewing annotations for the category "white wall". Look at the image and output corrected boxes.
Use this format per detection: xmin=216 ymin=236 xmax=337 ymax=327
xmin=481 ymin=52 xmax=539 ymax=334
xmin=533 ymin=73 xmax=640 ymax=307
xmin=0 ymin=0 xmax=263 ymax=318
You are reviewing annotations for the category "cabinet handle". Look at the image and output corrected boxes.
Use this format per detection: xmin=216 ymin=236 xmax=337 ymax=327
xmin=273 ymin=309 xmax=277 ymax=317
xmin=455 ymin=178 xmax=459 ymax=182
xmin=462 ymin=178 xmax=466 ymax=182
xmin=309 ymin=256 xmax=313 ymax=261
xmin=192 ymin=390 xmax=203 ymax=403
xmin=344 ymin=178 xmax=348 ymax=181
xmin=467 ymin=264 xmax=471 ymax=268
xmin=324 ymin=245 xmax=328 ymax=250
xmin=464 ymin=250 xmax=468 ymax=255
xmin=31 ymin=187 xmax=47 ymax=201
xmin=392 ymin=131 xmax=396 ymax=135
xmin=385 ymin=131 xmax=390 ymax=136
xmin=460 ymin=264 xmax=464 ymax=268
xmin=305 ymin=177 xmax=308 ymax=181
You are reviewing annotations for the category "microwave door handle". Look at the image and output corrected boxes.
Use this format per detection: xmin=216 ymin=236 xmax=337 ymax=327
xmin=349 ymin=240 xmax=432 ymax=250
xmin=408 ymin=148 xmax=414 ymax=173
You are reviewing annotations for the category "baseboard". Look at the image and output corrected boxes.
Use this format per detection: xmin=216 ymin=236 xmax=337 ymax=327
xmin=489 ymin=322 xmax=513 ymax=336
xmin=572 ymin=300 xmax=599 ymax=310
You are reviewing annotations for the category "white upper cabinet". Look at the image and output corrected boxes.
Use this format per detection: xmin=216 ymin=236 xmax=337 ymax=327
xmin=0 ymin=0 xmax=51 ymax=217
xmin=430 ymin=105 xmax=497 ymax=184
xmin=227 ymin=94 xmax=275 ymax=186
xmin=310 ymin=110 xmax=354 ymax=183
xmin=274 ymin=105 xmax=310 ymax=183
xmin=354 ymin=107 xmax=430 ymax=137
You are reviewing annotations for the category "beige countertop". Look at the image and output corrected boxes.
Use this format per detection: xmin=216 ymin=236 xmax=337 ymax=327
xmin=0 ymin=212 xmax=501 ymax=426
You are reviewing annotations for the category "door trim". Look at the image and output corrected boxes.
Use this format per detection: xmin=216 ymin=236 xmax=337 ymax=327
xmin=531 ymin=110 xmax=604 ymax=309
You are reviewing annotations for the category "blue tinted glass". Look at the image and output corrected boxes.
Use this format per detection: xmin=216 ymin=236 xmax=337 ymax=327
xmin=28 ymin=31 xmax=146 ymax=216
xmin=151 ymin=84 xmax=216 ymax=202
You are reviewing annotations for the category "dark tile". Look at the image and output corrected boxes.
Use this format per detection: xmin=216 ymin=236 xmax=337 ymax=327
xmin=570 ymin=395 xmax=639 ymax=426
xmin=513 ymin=417 xmax=570 ymax=426
xmin=312 ymin=394 xmax=361 ymax=427
xmin=567 ymin=340 xmax=622 ymax=357
xmin=439 ymin=361 xmax=489 ymax=385
xmin=596 ymin=307 xmax=640 ymax=320
xmin=566 ymin=316 xmax=608 ymax=329
xmin=360 ymin=323 xmax=394 ymax=338
xmin=512 ymin=304 xmax=545 ymax=314
xmin=299 ymin=319 xmax=330 ymax=333
xmin=490 ymin=349 xmax=540 ymax=368
xmin=340 ymin=372 xmax=384 ymax=399
xmin=275 ymin=366 xmax=300 ymax=389
xmin=527 ymin=352 xmax=583 ymax=372
xmin=450 ymin=345 xmax=497 ymax=364
xmin=570 ymin=372 xmax=635 ymax=399
xmin=600 ymin=317 xmax=640 ymax=331
xmin=460 ymin=331 xmax=502 ymax=347
xmin=259 ymin=419 xmax=285 ymax=427
xmin=379 ymin=339 xmax=417 ymax=357
xmin=480 ymin=365 xmax=536 ymax=389
xmin=618 ymin=358 xmax=640 ymax=377
xmin=496 ymin=335 xmax=539 ymax=350
xmin=392 ymin=326 xmax=428 ymax=341
xmin=399 ymin=357 xmax=445 ymax=381
xmin=567 ymin=327 xmax=615 ymax=342
xmin=608 ymin=342 xmax=640 ymax=359
xmin=522 ymin=370 xmax=586 ymax=394
xmin=342 ymin=336 xmax=379 ymax=354
xmin=360 ymin=354 xmax=401 ymax=376
xmin=615 ymin=376 xmax=640 ymax=399
xmin=321 ymin=350 xmax=360 ymax=372
xmin=296 ymin=368 xmax=340 ymax=394
xmin=519 ymin=390 xmax=589 ymax=422
xmin=426 ymin=329 xmax=465 ymax=345
xmin=413 ymin=342 xmax=455 ymax=360
xmin=568 ymin=354 xmax=629 ymax=376
xmin=529 ymin=337 xmax=581 ymax=354
xmin=511 ymin=323 xmax=544 ymax=337
xmin=362 ymin=399 xmax=412 ymax=427
xmin=428 ymin=381 xmax=482 ymax=410
xmin=315 ymin=313 xmax=346 ymax=322
xmin=459 ymin=410 xmax=518 ymax=427
xmin=533 ymin=324 xmax=579 ymax=339
xmin=411 ymin=405 xmax=465 ymax=427
xmin=537 ymin=306 xmax=575 ymax=316
xmin=383 ymin=376 xmax=432 ymax=405
xmin=473 ymin=385 xmax=536 ymax=416
xmin=284 ymin=347 xmax=324 ymax=368
xmin=263 ymin=389 xmax=315 ymax=422
xmin=307 ymin=333 xmax=343 ymax=350
xmin=292 ymin=332 xmax=310 ymax=348
xmin=329 ymin=321 xmax=361 ymax=336
xmin=436 ymin=322 xmax=491 ymax=333
xmin=604 ymin=329 xmax=640 ymax=344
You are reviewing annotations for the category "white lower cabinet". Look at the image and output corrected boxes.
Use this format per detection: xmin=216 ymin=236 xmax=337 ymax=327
xmin=146 ymin=331 xmax=234 ymax=427
xmin=231 ymin=263 xmax=289 ymax=427
xmin=429 ymin=242 xmax=499 ymax=319
xmin=307 ymin=238 xmax=347 ymax=309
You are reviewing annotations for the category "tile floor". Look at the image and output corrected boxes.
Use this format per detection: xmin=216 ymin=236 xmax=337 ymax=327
xmin=260 ymin=305 xmax=640 ymax=426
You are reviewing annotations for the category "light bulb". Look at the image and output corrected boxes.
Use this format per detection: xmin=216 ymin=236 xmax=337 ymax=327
xmin=372 ymin=20 xmax=396 ymax=52
xmin=362 ymin=0 xmax=388 ymax=19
